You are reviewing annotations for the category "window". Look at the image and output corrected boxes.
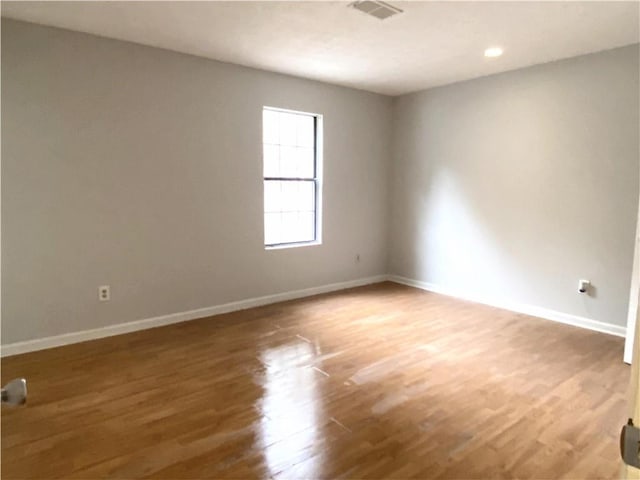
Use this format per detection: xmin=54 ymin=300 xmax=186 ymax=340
xmin=263 ymin=107 xmax=321 ymax=248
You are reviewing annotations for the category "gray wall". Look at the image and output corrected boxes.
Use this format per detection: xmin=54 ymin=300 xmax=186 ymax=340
xmin=3 ymin=19 xmax=638 ymax=346
xmin=1 ymin=19 xmax=392 ymax=344
xmin=390 ymin=45 xmax=640 ymax=328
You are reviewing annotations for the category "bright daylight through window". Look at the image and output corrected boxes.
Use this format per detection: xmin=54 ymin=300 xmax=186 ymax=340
xmin=263 ymin=107 xmax=321 ymax=247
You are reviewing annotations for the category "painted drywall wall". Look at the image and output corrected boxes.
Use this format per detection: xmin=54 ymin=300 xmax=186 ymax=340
xmin=390 ymin=45 xmax=640 ymax=328
xmin=1 ymin=19 xmax=392 ymax=344
xmin=3 ymin=18 xmax=638 ymax=348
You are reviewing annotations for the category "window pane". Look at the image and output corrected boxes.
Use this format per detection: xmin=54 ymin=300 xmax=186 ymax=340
xmin=263 ymin=110 xmax=315 ymax=179
xmin=296 ymin=115 xmax=314 ymax=147
xmin=263 ymin=109 xmax=279 ymax=144
xmin=265 ymin=181 xmax=314 ymax=212
xmin=295 ymin=181 xmax=315 ymax=212
xmin=280 ymin=212 xmax=314 ymax=244
xmin=280 ymin=181 xmax=296 ymax=212
xmin=281 ymin=212 xmax=298 ymax=244
xmin=296 ymin=147 xmax=314 ymax=178
xmin=299 ymin=211 xmax=315 ymax=241
xmin=280 ymin=146 xmax=298 ymax=178
xmin=263 ymin=145 xmax=280 ymax=177
xmin=264 ymin=180 xmax=316 ymax=245
xmin=278 ymin=181 xmax=314 ymax=213
xmin=279 ymin=112 xmax=297 ymax=145
xmin=269 ymin=146 xmax=314 ymax=179
xmin=264 ymin=180 xmax=282 ymax=213
xmin=263 ymin=108 xmax=318 ymax=247
xmin=264 ymin=212 xmax=282 ymax=245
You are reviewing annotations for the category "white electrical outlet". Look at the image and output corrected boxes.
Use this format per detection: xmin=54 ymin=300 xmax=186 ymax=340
xmin=578 ymin=279 xmax=590 ymax=294
xmin=98 ymin=285 xmax=110 ymax=301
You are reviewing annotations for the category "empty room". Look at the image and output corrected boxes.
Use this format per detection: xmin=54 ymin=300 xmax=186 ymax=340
xmin=2 ymin=1 xmax=640 ymax=478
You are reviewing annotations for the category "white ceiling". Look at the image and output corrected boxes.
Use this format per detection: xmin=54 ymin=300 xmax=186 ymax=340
xmin=2 ymin=1 xmax=639 ymax=96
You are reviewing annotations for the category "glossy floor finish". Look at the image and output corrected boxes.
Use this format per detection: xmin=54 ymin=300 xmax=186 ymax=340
xmin=1 ymin=282 xmax=630 ymax=479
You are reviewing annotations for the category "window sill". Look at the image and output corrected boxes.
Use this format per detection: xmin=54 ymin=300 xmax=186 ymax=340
xmin=265 ymin=240 xmax=322 ymax=251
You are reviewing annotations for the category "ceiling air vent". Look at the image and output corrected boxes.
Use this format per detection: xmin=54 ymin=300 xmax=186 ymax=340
xmin=349 ymin=1 xmax=403 ymax=20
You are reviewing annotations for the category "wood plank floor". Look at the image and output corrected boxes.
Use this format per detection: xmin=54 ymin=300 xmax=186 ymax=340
xmin=1 ymin=282 xmax=630 ymax=479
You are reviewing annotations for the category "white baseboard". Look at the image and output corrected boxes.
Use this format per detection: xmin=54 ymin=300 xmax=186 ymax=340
xmin=0 ymin=275 xmax=388 ymax=357
xmin=3 ymin=273 xmax=625 ymax=357
xmin=388 ymin=275 xmax=627 ymax=338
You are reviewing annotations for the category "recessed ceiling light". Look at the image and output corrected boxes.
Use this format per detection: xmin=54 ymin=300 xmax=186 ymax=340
xmin=484 ymin=47 xmax=503 ymax=58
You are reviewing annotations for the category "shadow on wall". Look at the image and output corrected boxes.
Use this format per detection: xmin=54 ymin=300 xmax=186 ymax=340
xmin=408 ymin=166 xmax=537 ymax=302
xmin=389 ymin=55 xmax=640 ymax=326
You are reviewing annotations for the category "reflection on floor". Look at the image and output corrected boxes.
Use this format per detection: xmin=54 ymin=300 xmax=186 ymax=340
xmin=1 ymin=282 xmax=629 ymax=479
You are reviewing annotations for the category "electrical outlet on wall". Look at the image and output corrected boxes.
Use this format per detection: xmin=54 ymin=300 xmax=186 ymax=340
xmin=98 ymin=285 xmax=110 ymax=301
xmin=578 ymin=279 xmax=590 ymax=294
xmin=355 ymin=254 xmax=361 ymax=263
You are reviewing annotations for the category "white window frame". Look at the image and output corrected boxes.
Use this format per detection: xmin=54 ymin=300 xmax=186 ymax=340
xmin=263 ymin=106 xmax=323 ymax=249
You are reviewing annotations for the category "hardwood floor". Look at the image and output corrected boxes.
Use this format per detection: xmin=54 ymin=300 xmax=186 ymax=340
xmin=1 ymin=282 xmax=630 ymax=479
